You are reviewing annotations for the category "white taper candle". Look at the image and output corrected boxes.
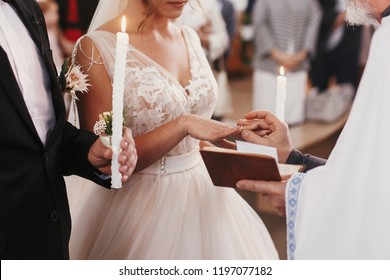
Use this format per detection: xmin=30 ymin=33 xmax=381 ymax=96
xmin=276 ymin=66 xmax=287 ymax=122
xmin=111 ymin=16 xmax=129 ymax=189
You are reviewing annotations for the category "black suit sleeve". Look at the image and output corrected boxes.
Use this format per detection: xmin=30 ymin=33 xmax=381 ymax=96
xmin=61 ymin=122 xmax=111 ymax=188
xmin=286 ymin=149 xmax=327 ymax=172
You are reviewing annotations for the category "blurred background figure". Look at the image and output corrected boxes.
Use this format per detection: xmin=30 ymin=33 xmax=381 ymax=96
xmin=212 ymin=0 xmax=237 ymax=121
xmin=310 ymin=0 xmax=362 ymax=93
xmin=38 ymin=0 xmax=70 ymax=71
xmin=56 ymin=0 xmax=99 ymax=43
xmin=229 ymin=0 xmax=248 ymax=14
xmin=252 ymin=0 xmax=321 ymax=125
xmin=179 ymin=0 xmax=231 ymax=121
xmin=180 ymin=0 xmax=229 ymax=63
xmin=239 ymin=0 xmax=256 ymax=66
xmin=358 ymin=25 xmax=376 ymax=83
xmin=228 ymin=0 xmax=248 ymax=27
xmin=217 ymin=0 xmax=236 ymax=59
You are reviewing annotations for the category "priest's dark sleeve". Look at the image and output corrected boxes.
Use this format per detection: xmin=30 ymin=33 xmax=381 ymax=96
xmin=286 ymin=149 xmax=327 ymax=172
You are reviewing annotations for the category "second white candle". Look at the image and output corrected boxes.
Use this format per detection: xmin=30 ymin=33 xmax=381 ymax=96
xmin=275 ymin=66 xmax=287 ymax=122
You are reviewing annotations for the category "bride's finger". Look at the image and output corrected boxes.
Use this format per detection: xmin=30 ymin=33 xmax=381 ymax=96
xmin=214 ymin=139 xmax=236 ymax=149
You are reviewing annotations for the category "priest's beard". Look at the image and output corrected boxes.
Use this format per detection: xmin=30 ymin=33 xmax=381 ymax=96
xmin=345 ymin=0 xmax=379 ymax=27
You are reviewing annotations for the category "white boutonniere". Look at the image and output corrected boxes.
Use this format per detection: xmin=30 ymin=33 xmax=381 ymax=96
xmin=59 ymin=57 xmax=90 ymax=100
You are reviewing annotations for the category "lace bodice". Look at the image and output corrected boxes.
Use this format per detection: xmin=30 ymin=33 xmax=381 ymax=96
xmin=82 ymin=26 xmax=218 ymax=156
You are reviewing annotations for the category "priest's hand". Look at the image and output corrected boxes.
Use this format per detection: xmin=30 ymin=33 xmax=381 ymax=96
xmin=237 ymin=110 xmax=293 ymax=163
xmin=88 ymin=127 xmax=137 ymax=182
xmin=236 ymin=175 xmax=291 ymax=217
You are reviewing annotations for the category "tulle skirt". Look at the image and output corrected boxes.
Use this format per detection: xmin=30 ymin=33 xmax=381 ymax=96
xmin=66 ymin=150 xmax=278 ymax=259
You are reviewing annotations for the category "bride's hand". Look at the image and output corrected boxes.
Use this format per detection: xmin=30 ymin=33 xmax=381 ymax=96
xmin=181 ymin=115 xmax=240 ymax=142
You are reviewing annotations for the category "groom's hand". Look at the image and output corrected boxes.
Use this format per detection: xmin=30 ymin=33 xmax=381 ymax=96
xmin=88 ymin=127 xmax=137 ymax=182
xmin=237 ymin=110 xmax=293 ymax=164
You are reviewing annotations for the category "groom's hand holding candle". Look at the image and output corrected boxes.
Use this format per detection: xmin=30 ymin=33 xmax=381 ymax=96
xmin=88 ymin=127 xmax=137 ymax=183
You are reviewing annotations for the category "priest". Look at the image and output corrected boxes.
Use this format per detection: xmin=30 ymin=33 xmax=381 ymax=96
xmin=237 ymin=0 xmax=390 ymax=259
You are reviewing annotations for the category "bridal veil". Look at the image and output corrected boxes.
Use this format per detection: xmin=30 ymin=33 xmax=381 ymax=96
xmin=88 ymin=0 xmax=129 ymax=32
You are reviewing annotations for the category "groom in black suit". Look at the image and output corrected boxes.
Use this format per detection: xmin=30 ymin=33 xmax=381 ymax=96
xmin=0 ymin=0 xmax=137 ymax=259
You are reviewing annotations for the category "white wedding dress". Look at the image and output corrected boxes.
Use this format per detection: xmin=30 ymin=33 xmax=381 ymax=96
xmin=67 ymin=26 xmax=278 ymax=260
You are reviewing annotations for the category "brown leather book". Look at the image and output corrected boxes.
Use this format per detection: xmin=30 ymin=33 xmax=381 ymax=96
xmin=200 ymin=146 xmax=303 ymax=188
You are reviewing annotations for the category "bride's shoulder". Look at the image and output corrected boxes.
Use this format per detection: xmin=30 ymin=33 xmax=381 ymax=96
xmin=179 ymin=24 xmax=197 ymax=37
xmin=74 ymin=28 xmax=116 ymax=55
xmin=78 ymin=30 xmax=115 ymax=44
xmin=72 ymin=32 xmax=108 ymax=71
xmin=179 ymin=24 xmax=201 ymax=46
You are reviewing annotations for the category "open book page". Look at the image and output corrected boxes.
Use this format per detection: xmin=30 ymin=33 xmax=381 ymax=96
xmin=278 ymin=164 xmax=303 ymax=176
xmin=236 ymin=140 xmax=303 ymax=175
xmin=236 ymin=140 xmax=278 ymax=162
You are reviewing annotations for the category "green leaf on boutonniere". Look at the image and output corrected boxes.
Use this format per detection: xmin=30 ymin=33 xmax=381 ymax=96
xmin=59 ymin=57 xmax=70 ymax=92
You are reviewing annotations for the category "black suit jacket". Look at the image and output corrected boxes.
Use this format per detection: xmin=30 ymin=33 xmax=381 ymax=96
xmin=0 ymin=0 xmax=109 ymax=260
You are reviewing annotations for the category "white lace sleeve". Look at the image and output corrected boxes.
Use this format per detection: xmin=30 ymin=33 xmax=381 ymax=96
xmin=72 ymin=32 xmax=117 ymax=79
xmin=72 ymin=36 xmax=105 ymax=72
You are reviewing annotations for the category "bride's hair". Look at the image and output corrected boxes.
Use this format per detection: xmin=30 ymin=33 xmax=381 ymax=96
xmin=138 ymin=0 xmax=164 ymax=33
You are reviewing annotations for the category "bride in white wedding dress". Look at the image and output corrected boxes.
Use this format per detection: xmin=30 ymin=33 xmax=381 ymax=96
xmin=67 ymin=0 xmax=278 ymax=259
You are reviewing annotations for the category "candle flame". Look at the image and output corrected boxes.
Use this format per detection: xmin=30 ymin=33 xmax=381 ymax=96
xmin=279 ymin=66 xmax=285 ymax=76
xmin=121 ymin=16 xmax=127 ymax=33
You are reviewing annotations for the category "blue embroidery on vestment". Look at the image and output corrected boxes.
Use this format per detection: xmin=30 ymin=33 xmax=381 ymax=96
xmin=286 ymin=173 xmax=306 ymax=260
